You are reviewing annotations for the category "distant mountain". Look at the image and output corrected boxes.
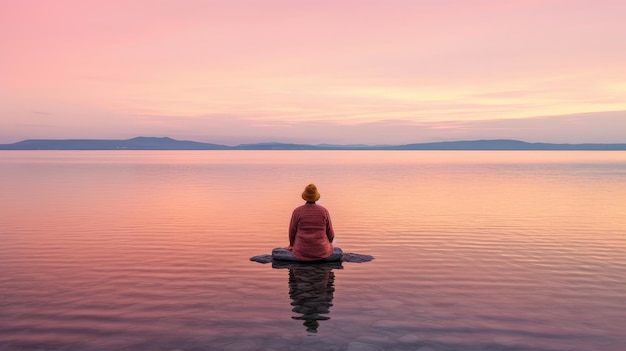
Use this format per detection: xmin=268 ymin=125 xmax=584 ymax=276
xmin=0 ymin=137 xmax=625 ymax=150
xmin=316 ymin=143 xmax=375 ymax=149
xmin=0 ymin=137 xmax=230 ymax=150
xmin=384 ymin=139 xmax=626 ymax=150
xmin=231 ymin=142 xmax=320 ymax=150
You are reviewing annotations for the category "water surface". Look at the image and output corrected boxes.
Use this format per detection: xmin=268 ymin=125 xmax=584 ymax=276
xmin=1 ymin=151 xmax=625 ymax=351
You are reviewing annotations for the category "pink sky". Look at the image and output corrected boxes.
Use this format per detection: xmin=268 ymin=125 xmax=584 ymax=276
xmin=1 ymin=0 xmax=625 ymax=145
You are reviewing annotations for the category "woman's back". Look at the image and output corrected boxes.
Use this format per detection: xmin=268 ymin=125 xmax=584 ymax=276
xmin=289 ymin=202 xmax=335 ymax=261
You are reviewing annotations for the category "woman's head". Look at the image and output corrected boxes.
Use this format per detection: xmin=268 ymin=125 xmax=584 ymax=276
xmin=302 ymin=184 xmax=321 ymax=202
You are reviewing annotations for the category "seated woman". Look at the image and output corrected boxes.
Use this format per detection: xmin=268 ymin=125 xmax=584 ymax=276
xmin=272 ymin=184 xmax=343 ymax=262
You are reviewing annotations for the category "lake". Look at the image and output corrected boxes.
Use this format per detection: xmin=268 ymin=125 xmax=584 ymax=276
xmin=1 ymin=151 xmax=625 ymax=351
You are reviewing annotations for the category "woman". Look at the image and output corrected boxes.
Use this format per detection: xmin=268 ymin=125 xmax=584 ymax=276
xmin=273 ymin=184 xmax=343 ymax=262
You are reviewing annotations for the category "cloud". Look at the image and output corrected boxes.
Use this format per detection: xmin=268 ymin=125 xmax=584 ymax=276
xmin=1 ymin=108 xmax=623 ymax=145
xmin=121 ymin=110 xmax=626 ymax=145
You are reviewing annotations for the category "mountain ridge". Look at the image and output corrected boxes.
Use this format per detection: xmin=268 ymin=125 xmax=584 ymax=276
xmin=1 ymin=137 xmax=625 ymax=150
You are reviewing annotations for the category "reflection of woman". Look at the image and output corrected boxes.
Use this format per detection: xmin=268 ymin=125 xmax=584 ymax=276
xmin=273 ymin=184 xmax=343 ymax=262
xmin=288 ymin=265 xmax=336 ymax=334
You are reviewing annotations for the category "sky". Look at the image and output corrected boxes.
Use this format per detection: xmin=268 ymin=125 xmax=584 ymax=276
xmin=1 ymin=0 xmax=625 ymax=145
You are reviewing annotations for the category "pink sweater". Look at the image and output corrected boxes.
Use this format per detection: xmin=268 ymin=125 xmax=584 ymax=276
xmin=289 ymin=203 xmax=335 ymax=261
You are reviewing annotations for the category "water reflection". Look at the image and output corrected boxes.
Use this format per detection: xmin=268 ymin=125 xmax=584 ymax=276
xmin=272 ymin=261 xmax=342 ymax=334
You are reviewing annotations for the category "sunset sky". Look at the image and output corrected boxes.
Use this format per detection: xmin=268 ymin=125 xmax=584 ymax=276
xmin=1 ymin=0 xmax=625 ymax=145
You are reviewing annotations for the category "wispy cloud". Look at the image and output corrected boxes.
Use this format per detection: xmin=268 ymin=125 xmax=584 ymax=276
xmin=119 ymin=111 xmax=626 ymax=145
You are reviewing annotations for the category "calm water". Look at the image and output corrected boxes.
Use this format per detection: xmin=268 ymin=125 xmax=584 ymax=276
xmin=1 ymin=151 xmax=625 ymax=351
